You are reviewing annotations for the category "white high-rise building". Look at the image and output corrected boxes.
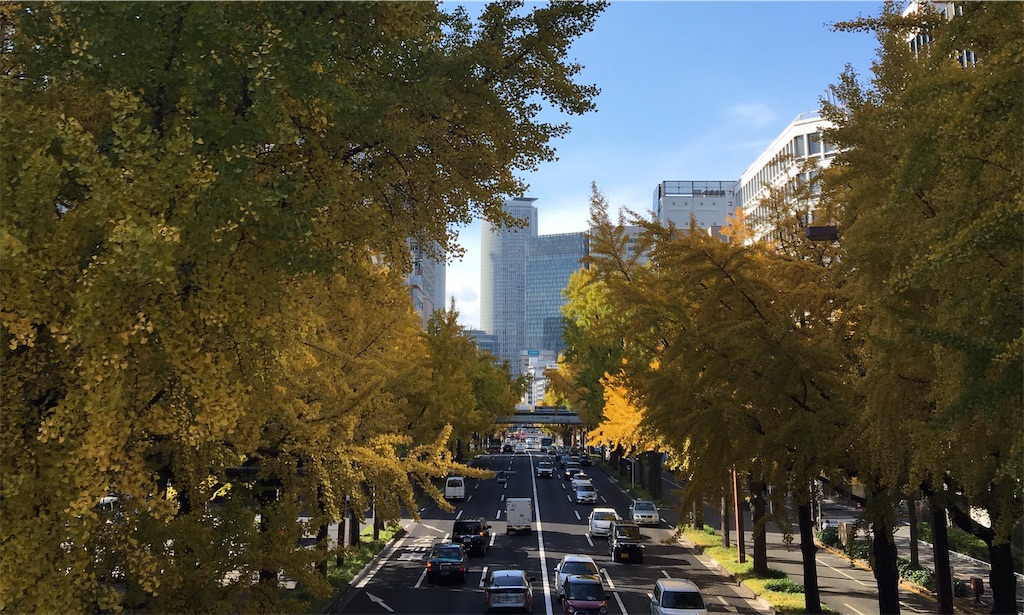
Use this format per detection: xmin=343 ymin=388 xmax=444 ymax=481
xmin=407 ymin=240 xmax=446 ymax=329
xmin=735 ymin=112 xmax=838 ymax=240
xmin=481 ymin=198 xmax=538 ymax=375
xmin=653 ymin=180 xmax=737 ymax=232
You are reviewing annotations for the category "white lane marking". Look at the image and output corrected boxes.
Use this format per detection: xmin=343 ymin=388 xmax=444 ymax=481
xmin=489 ymin=533 xmax=496 ymax=547
xmin=422 ymin=524 xmax=443 ymax=533
xmin=661 ymin=569 xmax=671 ymax=578
xmin=574 ymin=510 xmax=581 ymax=520
xmin=666 ymin=523 xmax=675 ymax=530
xmin=356 ymin=530 xmax=411 ymax=588
xmin=467 ymin=495 xmax=473 ymax=502
xmin=601 ymin=568 xmax=627 ymax=615
xmin=456 ymin=509 xmax=464 ymax=520
xmin=501 ymin=494 xmax=505 ymax=502
xmin=586 ymin=533 xmax=594 ymax=547
xmin=366 ymin=593 xmax=394 ymax=612
xmin=414 ymin=567 xmax=428 ymax=589
xmin=566 ymin=494 xmax=572 ymax=503
xmin=443 ymin=533 xmax=451 ymax=541
xmin=600 ymin=496 xmax=608 ymax=503
xmin=818 ymin=557 xmax=871 ymax=586
xmin=475 ymin=483 xmax=480 ymax=490
xmin=496 ymin=509 xmax=502 ymax=520
xmin=479 ymin=566 xmax=488 ymax=588
xmin=844 ymin=603 xmax=868 ymax=615
xmin=529 ymin=454 xmax=554 ymax=615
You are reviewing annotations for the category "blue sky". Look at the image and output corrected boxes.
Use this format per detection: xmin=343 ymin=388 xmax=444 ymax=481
xmin=445 ymin=1 xmax=883 ymax=329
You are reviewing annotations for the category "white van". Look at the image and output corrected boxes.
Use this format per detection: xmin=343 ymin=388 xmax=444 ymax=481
xmin=505 ymin=497 xmax=533 ymax=534
xmin=444 ymin=476 xmax=466 ymax=501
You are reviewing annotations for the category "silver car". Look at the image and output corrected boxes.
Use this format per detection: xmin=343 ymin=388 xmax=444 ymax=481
xmin=588 ymin=507 xmax=620 ymax=536
xmin=484 ymin=569 xmax=535 ymax=613
xmin=650 ymin=578 xmax=708 ymax=614
xmin=629 ymin=499 xmax=660 ymax=526
xmin=552 ymin=554 xmax=599 ymax=600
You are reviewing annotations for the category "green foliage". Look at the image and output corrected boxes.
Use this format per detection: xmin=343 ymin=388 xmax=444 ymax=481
xmin=763 ymin=578 xmax=805 ymax=594
xmin=896 ymin=558 xmax=936 ymax=591
xmin=0 ymin=1 xmax=606 ymax=611
xmin=817 ymin=526 xmax=840 ymax=547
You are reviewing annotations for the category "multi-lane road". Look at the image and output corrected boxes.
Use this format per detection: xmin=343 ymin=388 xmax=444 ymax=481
xmin=331 ymin=451 xmax=768 ymax=614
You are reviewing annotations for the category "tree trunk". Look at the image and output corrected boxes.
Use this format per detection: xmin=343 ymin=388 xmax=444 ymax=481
xmin=798 ymin=500 xmax=822 ymax=614
xmin=929 ymin=497 xmax=954 ymax=614
xmin=636 ymin=455 xmax=645 ymax=489
xmin=316 ymin=485 xmax=328 ymax=578
xmin=908 ymin=495 xmax=919 ymax=568
xmin=871 ymin=517 xmax=901 ymax=615
xmin=646 ymin=451 xmax=663 ymax=500
xmin=348 ymin=504 xmax=361 ymax=548
xmin=721 ymin=495 xmax=731 ymax=548
xmin=988 ymin=541 xmax=1017 ymax=615
xmin=748 ymin=477 xmax=769 ymax=576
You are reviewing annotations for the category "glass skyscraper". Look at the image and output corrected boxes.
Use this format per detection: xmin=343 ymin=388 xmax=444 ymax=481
xmin=524 ymin=232 xmax=589 ymax=354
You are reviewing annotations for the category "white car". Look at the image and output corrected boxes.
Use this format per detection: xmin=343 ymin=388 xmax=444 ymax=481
xmin=629 ymin=499 xmax=660 ymax=526
xmin=570 ymin=473 xmax=591 ymax=489
xmin=574 ymin=483 xmax=597 ymax=504
xmin=650 ymin=578 xmax=708 ymax=614
xmin=588 ymin=508 xmax=620 ymax=536
xmin=552 ymin=554 xmax=599 ymax=600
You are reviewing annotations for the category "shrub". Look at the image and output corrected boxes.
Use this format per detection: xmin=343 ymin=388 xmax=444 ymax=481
xmin=896 ymin=558 xmax=935 ymax=590
xmin=762 ymin=578 xmax=804 ymax=593
xmin=817 ymin=526 xmax=840 ymax=547
xmin=845 ymin=539 xmax=871 ymax=560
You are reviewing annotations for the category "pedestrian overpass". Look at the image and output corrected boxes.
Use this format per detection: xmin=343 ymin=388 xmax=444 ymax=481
xmin=494 ymin=406 xmax=583 ymax=426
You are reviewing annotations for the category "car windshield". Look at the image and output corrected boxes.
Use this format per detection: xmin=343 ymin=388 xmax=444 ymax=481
xmin=634 ymin=501 xmax=655 ymax=511
xmin=577 ymin=485 xmax=595 ymax=492
xmin=562 ymin=561 xmax=598 ymax=576
xmin=615 ymin=525 xmax=641 ymax=539
xmin=593 ymin=512 xmax=616 ymax=521
xmin=453 ymin=521 xmax=479 ymax=533
xmin=664 ymin=591 xmax=706 ymax=609
xmin=567 ymin=581 xmax=604 ymax=601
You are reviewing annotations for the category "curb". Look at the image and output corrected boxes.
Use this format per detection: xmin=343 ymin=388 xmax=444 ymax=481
xmin=680 ymin=536 xmax=778 ymax=615
xmin=322 ymin=525 xmax=410 ymax=614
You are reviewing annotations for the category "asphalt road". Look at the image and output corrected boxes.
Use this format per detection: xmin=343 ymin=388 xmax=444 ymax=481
xmin=331 ymin=451 xmax=767 ymax=615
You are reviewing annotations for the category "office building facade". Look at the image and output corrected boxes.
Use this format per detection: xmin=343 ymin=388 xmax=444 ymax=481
xmin=480 ymin=198 xmax=538 ymax=375
xmin=524 ymin=232 xmax=589 ymax=354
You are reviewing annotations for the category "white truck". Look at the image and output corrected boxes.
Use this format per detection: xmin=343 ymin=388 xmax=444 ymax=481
xmin=505 ymin=497 xmax=533 ymax=534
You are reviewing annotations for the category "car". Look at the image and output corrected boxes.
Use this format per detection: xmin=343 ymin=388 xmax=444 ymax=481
xmin=562 ymin=462 xmax=582 ymax=480
xmin=570 ymin=472 xmax=591 ymax=489
xmin=588 ymin=508 xmax=620 ymax=537
xmin=608 ymin=520 xmax=644 ymax=563
xmin=552 ymin=554 xmax=599 ymax=601
xmin=535 ymin=461 xmax=555 ymax=478
xmin=425 ymin=543 xmax=467 ymax=584
xmin=579 ymin=453 xmax=593 ymax=466
xmin=484 ymin=568 xmax=536 ymax=613
xmin=502 ymin=444 xmax=514 ymax=453
xmin=628 ymin=499 xmax=660 ymax=526
xmin=452 ymin=517 xmax=491 ymax=556
xmin=650 ymin=578 xmax=708 ymax=614
xmin=574 ymin=483 xmax=597 ymax=504
xmin=561 ymin=574 xmax=611 ymax=615
xmin=514 ymin=443 xmax=526 ymax=454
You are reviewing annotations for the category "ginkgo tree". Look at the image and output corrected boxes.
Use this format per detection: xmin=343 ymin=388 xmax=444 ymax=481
xmin=824 ymin=2 xmax=1023 ymax=612
xmin=1 ymin=1 xmax=607 ymax=612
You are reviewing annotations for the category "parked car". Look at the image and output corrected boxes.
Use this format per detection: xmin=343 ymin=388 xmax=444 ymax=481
xmin=650 ymin=578 xmax=708 ymax=614
xmin=484 ymin=568 xmax=536 ymax=613
xmin=574 ymin=483 xmax=597 ymax=504
xmin=452 ymin=517 xmax=491 ymax=556
xmin=425 ymin=543 xmax=467 ymax=584
xmin=552 ymin=554 xmax=599 ymax=601
xmin=628 ymin=499 xmax=660 ymax=526
xmin=562 ymin=462 xmax=582 ymax=481
xmin=560 ymin=574 xmax=611 ymax=615
xmin=535 ymin=461 xmax=555 ymax=478
xmin=588 ymin=508 xmax=620 ymax=537
xmin=608 ymin=520 xmax=644 ymax=563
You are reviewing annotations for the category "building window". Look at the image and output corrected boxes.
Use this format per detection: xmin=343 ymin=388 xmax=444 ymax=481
xmin=808 ymin=132 xmax=822 ymax=156
xmin=793 ymin=135 xmax=805 ymax=158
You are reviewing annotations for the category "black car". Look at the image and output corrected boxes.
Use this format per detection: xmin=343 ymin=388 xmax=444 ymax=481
xmin=425 ymin=543 xmax=467 ymax=583
xmin=502 ymin=444 xmax=514 ymax=453
xmin=535 ymin=461 xmax=555 ymax=478
xmin=608 ymin=520 xmax=644 ymax=563
xmin=562 ymin=462 xmax=581 ymax=480
xmin=452 ymin=517 xmax=491 ymax=556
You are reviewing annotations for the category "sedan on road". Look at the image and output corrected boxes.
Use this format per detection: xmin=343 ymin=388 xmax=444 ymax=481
xmin=552 ymin=554 xmax=599 ymax=601
xmin=588 ymin=508 xmax=620 ymax=537
xmin=561 ymin=574 xmax=611 ymax=615
xmin=484 ymin=569 xmax=536 ymax=613
xmin=425 ymin=543 xmax=467 ymax=584
xmin=574 ymin=482 xmax=597 ymax=504
xmin=650 ymin=578 xmax=708 ymax=614
xmin=535 ymin=461 xmax=555 ymax=478
xmin=628 ymin=499 xmax=661 ymax=526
